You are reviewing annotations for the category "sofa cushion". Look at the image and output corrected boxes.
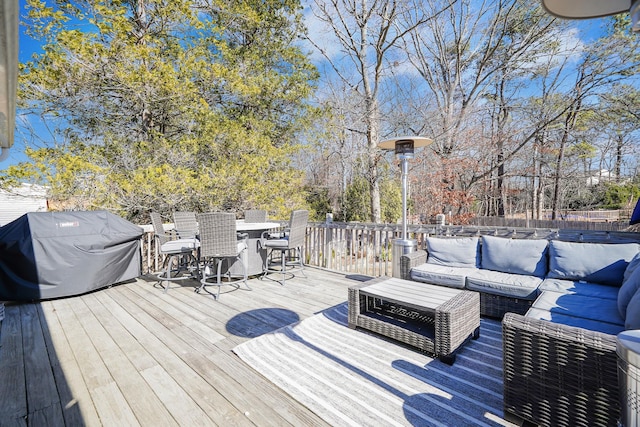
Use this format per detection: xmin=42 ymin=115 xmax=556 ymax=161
xmin=480 ymin=236 xmax=548 ymax=277
xmin=625 ymin=252 xmax=640 ymax=283
xmin=619 ymin=266 xmax=640 ymax=319
xmin=526 ymin=308 xmax=625 ymax=335
xmin=547 ymin=241 xmax=640 ymax=286
xmin=410 ymin=263 xmax=476 ymax=289
xmin=538 ymin=278 xmax=619 ymax=300
xmin=625 ymin=287 xmax=640 ymax=330
xmin=528 ymin=290 xmax=624 ymax=335
xmin=426 ymin=237 xmax=479 ymax=268
xmin=465 ymin=269 xmax=542 ymax=300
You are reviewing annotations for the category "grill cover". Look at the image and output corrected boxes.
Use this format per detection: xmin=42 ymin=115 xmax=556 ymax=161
xmin=0 ymin=211 xmax=143 ymax=301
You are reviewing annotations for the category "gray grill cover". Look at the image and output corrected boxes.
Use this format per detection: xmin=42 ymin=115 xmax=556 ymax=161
xmin=0 ymin=211 xmax=143 ymax=301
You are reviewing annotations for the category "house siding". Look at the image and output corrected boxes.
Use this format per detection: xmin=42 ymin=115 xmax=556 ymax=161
xmin=0 ymin=184 xmax=48 ymax=226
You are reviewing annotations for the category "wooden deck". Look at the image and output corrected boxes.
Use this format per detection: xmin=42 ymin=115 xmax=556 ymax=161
xmin=0 ymin=267 xmax=368 ymax=426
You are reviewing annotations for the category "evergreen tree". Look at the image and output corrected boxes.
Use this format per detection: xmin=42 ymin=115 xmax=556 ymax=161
xmin=5 ymin=0 xmax=318 ymax=221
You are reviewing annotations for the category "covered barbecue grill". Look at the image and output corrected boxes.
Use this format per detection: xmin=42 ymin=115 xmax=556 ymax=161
xmin=0 ymin=210 xmax=143 ymax=301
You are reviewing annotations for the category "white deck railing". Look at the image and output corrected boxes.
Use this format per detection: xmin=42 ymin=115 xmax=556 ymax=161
xmin=142 ymin=221 xmax=639 ymax=278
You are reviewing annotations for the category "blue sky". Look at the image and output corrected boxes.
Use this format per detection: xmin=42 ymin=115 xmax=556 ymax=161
xmin=0 ymin=0 xmax=624 ymax=171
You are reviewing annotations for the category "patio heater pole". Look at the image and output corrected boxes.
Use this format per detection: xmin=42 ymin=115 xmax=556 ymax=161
xmin=378 ymin=136 xmax=433 ymax=278
xmin=400 ymin=154 xmax=409 ymax=241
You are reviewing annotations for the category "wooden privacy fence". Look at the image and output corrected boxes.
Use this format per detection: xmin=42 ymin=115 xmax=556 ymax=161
xmin=302 ymin=222 xmax=561 ymax=277
xmin=471 ymin=216 xmax=631 ymax=231
xmin=140 ymin=221 xmax=640 ymax=279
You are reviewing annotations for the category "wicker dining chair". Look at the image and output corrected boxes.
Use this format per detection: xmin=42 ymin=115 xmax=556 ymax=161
xmin=150 ymin=212 xmax=200 ymax=293
xmin=196 ymin=212 xmax=250 ymax=299
xmin=244 ymin=209 xmax=268 ymax=223
xmin=173 ymin=211 xmax=199 ymax=239
xmin=260 ymin=209 xmax=308 ymax=285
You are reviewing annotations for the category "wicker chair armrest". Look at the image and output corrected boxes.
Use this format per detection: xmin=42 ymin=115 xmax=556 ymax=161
xmin=174 ymin=228 xmax=198 ymax=239
xmin=399 ymin=250 xmax=428 ymax=280
xmin=154 ymin=230 xmax=178 ymax=242
xmin=502 ymin=312 xmax=619 ymax=426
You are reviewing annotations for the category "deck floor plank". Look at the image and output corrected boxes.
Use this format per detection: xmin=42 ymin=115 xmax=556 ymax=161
xmin=0 ymin=304 xmax=27 ymax=425
xmin=98 ymin=285 xmax=252 ymax=426
xmin=116 ymin=283 xmax=312 ymax=427
xmin=70 ymin=295 xmax=179 ymax=426
xmin=51 ymin=297 xmax=141 ymax=424
xmin=0 ymin=268 xmax=367 ymax=426
xmin=21 ymin=304 xmax=66 ymax=425
xmin=82 ymin=291 xmax=215 ymax=426
xmin=39 ymin=302 xmax=100 ymax=426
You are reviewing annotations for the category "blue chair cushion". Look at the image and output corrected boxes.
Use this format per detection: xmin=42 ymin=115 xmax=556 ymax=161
xmin=529 ymin=290 xmax=624 ymax=334
xmin=426 ymin=237 xmax=479 ymax=268
xmin=480 ymin=235 xmax=548 ymax=277
xmin=538 ymin=278 xmax=619 ymax=300
xmin=527 ymin=308 xmax=625 ymax=335
xmin=547 ymin=241 xmax=639 ymax=286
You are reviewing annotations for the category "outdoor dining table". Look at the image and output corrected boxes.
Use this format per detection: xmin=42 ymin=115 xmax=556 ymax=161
xmin=231 ymin=220 xmax=281 ymax=276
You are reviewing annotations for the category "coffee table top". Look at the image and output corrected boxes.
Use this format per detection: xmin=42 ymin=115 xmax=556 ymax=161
xmin=356 ymin=277 xmax=464 ymax=312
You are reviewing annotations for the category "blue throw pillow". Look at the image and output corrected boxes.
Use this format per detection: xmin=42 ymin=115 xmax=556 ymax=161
xmin=481 ymin=235 xmax=549 ymax=277
xmin=619 ymin=266 xmax=640 ymax=319
xmin=426 ymin=237 xmax=479 ymax=268
xmin=548 ymin=241 xmax=640 ymax=286
xmin=625 ymin=252 xmax=640 ymax=283
xmin=626 ymin=287 xmax=640 ymax=330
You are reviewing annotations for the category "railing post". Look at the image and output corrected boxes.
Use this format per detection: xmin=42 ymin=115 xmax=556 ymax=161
xmin=324 ymin=214 xmax=333 ymax=269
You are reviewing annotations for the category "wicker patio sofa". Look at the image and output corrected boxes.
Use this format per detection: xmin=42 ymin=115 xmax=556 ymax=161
xmin=400 ymin=234 xmax=551 ymax=318
xmin=401 ymin=230 xmax=640 ymax=426
xmin=400 ymin=231 xmax=640 ymax=318
xmin=502 ymin=312 xmax=619 ymax=426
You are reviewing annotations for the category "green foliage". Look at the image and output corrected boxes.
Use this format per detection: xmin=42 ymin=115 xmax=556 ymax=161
xmin=340 ymin=174 xmax=402 ymax=223
xmin=599 ymin=182 xmax=640 ymax=209
xmin=380 ymin=178 xmax=402 ymax=223
xmin=7 ymin=0 xmax=318 ymax=222
xmin=567 ymin=140 xmax=597 ymax=160
xmin=304 ymin=185 xmax=331 ymax=221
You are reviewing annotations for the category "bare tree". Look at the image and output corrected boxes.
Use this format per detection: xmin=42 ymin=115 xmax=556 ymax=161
xmin=305 ymin=0 xmax=441 ymax=222
xmin=403 ymin=0 xmax=560 ymax=217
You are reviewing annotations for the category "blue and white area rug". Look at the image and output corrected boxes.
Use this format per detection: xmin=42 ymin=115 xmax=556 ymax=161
xmin=233 ymin=303 xmax=516 ymax=427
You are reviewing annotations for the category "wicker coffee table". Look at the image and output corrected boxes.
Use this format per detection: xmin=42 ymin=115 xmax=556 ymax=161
xmin=348 ymin=277 xmax=480 ymax=364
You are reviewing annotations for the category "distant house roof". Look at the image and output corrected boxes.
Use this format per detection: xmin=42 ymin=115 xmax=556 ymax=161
xmin=587 ymin=169 xmax=615 ymax=186
xmin=0 ymin=183 xmax=49 ymax=226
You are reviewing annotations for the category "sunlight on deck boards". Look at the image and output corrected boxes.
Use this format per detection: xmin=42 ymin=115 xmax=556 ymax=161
xmin=0 ymin=267 xmax=513 ymax=426
xmin=0 ymin=268 xmax=353 ymax=426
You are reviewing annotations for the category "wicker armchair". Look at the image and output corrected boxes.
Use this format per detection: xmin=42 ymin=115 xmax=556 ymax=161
xmin=196 ymin=212 xmax=250 ymax=299
xmin=260 ymin=209 xmax=308 ymax=285
xmin=244 ymin=209 xmax=268 ymax=223
xmin=502 ymin=312 xmax=619 ymax=427
xmin=173 ymin=211 xmax=199 ymax=239
xmin=150 ymin=212 xmax=200 ymax=292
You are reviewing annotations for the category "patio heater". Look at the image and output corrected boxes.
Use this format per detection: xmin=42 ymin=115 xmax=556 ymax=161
xmin=541 ymin=0 xmax=639 ymax=32
xmin=0 ymin=0 xmax=19 ymax=162
xmin=378 ymin=136 xmax=433 ymax=278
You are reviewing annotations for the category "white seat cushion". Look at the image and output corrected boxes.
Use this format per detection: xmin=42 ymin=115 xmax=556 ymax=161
xmin=161 ymin=238 xmax=200 ymax=254
xmin=264 ymin=238 xmax=289 ymax=249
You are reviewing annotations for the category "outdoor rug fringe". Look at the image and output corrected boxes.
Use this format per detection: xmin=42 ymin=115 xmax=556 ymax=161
xmin=233 ymin=302 xmax=517 ymax=427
